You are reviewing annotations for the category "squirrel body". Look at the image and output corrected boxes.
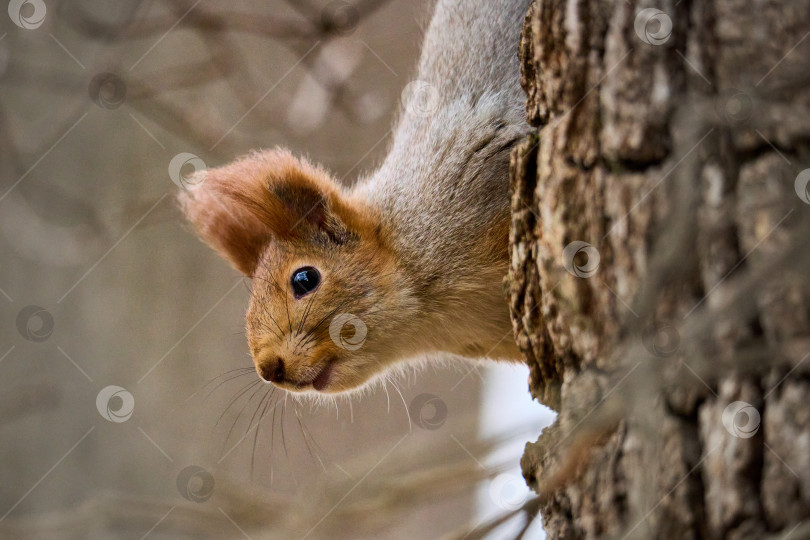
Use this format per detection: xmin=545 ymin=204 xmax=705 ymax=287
xmin=180 ymin=0 xmax=531 ymax=394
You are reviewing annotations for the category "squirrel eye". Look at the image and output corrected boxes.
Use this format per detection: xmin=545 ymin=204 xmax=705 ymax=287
xmin=290 ymin=267 xmax=321 ymax=298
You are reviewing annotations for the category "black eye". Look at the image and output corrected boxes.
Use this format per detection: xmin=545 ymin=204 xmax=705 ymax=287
xmin=290 ymin=267 xmax=321 ymax=298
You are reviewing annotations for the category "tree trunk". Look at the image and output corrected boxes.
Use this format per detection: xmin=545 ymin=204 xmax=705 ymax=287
xmin=509 ymin=1 xmax=810 ymax=538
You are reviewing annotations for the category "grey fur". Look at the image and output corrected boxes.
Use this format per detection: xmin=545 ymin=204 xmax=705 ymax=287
xmin=352 ymin=0 xmax=531 ymax=356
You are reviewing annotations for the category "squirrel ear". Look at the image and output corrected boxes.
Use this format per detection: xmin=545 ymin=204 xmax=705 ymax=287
xmin=178 ymin=148 xmax=354 ymax=276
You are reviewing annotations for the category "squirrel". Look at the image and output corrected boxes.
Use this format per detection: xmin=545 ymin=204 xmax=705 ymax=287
xmin=179 ymin=0 xmax=532 ymax=394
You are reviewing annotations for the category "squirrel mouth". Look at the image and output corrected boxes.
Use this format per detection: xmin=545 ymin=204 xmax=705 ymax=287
xmin=293 ymin=358 xmax=335 ymax=391
xmin=311 ymin=360 xmax=335 ymax=391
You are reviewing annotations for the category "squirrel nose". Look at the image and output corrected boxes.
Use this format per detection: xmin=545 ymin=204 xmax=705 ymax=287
xmin=258 ymin=357 xmax=285 ymax=383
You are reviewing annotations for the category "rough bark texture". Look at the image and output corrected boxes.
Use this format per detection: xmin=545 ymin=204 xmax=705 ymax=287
xmin=509 ymin=1 xmax=810 ymax=538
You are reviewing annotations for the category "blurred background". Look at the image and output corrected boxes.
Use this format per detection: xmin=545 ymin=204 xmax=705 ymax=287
xmin=0 ymin=0 xmax=553 ymax=538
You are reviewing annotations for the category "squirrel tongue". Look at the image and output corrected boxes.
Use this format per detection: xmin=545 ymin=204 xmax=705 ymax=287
xmin=312 ymin=361 xmax=334 ymax=391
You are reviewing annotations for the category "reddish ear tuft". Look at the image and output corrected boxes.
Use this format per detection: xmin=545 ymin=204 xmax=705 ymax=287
xmin=178 ymin=148 xmax=353 ymax=276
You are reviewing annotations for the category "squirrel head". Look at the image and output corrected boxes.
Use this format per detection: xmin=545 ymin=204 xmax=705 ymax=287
xmin=179 ymin=148 xmax=414 ymax=394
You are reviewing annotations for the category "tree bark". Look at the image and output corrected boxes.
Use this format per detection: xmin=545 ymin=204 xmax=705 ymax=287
xmin=509 ymin=1 xmax=810 ymax=538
